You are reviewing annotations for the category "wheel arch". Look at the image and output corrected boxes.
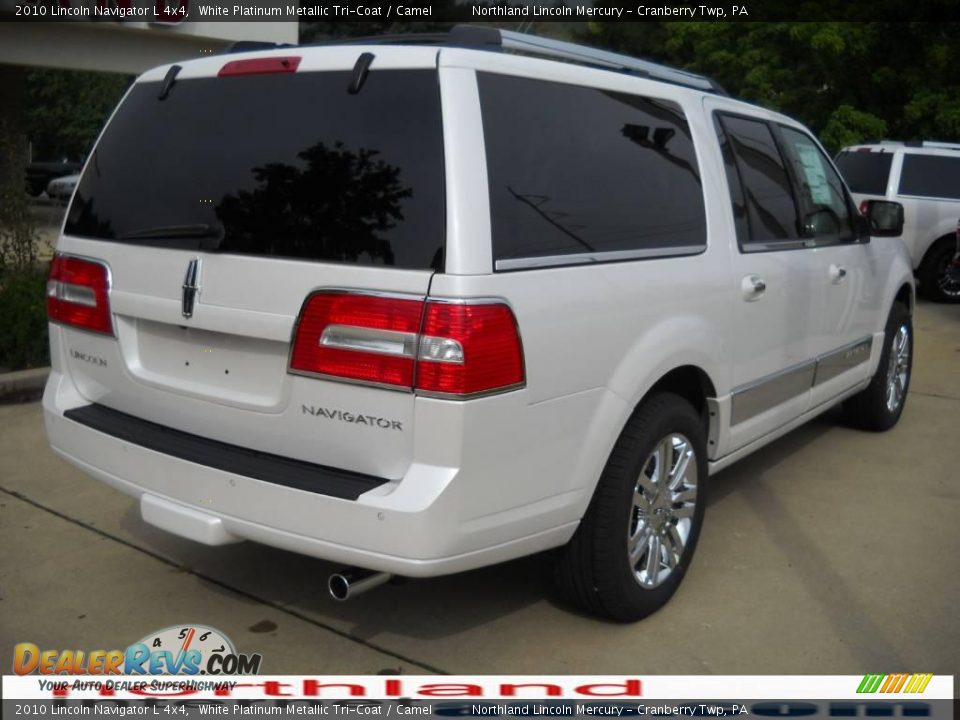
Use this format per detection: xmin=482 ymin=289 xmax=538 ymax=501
xmin=641 ymin=365 xmax=719 ymax=460
xmin=645 ymin=365 xmax=717 ymax=419
xmin=605 ymin=317 xmax=726 ymax=471
xmin=568 ymin=360 xmax=722 ymax=521
xmin=894 ymin=282 xmax=914 ymax=313
xmin=615 ymin=363 xmax=720 ymax=468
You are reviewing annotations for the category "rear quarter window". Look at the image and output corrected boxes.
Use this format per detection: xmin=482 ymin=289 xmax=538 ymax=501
xmin=477 ymin=73 xmax=706 ymax=270
xmin=834 ymin=151 xmax=893 ymax=195
xmin=898 ymin=154 xmax=960 ymax=200
xmin=66 ymin=68 xmax=446 ymax=270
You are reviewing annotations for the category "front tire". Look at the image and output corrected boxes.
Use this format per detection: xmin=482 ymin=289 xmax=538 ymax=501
xmin=842 ymin=303 xmax=912 ymax=431
xmin=553 ymin=393 xmax=707 ymax=622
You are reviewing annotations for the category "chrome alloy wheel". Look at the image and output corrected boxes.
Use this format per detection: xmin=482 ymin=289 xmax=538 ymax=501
xmin=935 ymin=255 xmax=960 ymax=298
xmin=885 ymin=323 xmax=910 ymax=413
xmin=627 ymin=433 xmax=698 ymax=589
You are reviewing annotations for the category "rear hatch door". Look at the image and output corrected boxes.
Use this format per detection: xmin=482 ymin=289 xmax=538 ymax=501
xmin=57 ymin=47 xmax=445 ymax=480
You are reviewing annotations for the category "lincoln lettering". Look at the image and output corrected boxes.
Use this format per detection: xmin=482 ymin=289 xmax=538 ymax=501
xmin=70 ymin=349 xmax=107 ymax=368
xmin=303 ymin=405 xmax=403 ymax=431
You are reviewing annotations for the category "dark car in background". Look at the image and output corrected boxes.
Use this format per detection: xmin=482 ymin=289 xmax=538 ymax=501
xmin=26 ymin=160 xmax=82 ymax=197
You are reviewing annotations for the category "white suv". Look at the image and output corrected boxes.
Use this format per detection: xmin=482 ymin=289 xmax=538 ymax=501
xmin=43 ymin=27 xmax=915 ymax=621
xmin=836 ymin=141 xmax=960 ymax=302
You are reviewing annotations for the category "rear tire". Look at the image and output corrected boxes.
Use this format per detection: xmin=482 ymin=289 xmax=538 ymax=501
xmin=918 ymin=238 xmax=960 ymax=303
xmin=553 ymin=393 xmax=707 ymax=622
xmin=842 ymin=303 xmax=912 ymax=431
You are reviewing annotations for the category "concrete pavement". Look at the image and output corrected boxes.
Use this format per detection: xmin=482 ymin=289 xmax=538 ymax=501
xmin=1 ymin=300 xmax=958 ymax=675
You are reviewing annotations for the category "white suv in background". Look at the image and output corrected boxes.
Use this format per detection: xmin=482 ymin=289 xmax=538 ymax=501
xmin=836 ymin=141 xmax=960 ymax=302
xmin=44 ymin=27 xmax=915 ymax=621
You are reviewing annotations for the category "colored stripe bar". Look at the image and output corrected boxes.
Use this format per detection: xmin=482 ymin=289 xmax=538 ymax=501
xmin=916 ymin=674 xmax=934 ymax=693
xmin=858 ymin=674 xmax=887 ymax=693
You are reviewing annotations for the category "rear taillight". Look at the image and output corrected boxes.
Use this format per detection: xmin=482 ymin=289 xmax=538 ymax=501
xmin=289 ymin=292 xmax=525 ymax=398
xmin=290 ymin=292 xmax=424 ymax=388
xmin=415 ymin=301 xmax=525 ymax=397
xmin=859 ymin=200 xmax=869 ymax=216
xmin=47 ymin=254 xmax=114 ymax=336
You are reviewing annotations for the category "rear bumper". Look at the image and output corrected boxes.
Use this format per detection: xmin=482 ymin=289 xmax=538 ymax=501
xmin=64 ymin=403 xmax=387 ymax=501
xmin=42 ymin=368 xmax=607 ymax=577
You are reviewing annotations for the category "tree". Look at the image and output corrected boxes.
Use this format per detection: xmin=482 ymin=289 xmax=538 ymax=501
xmin=579 ymin=21 xmax=959 ymax=153
xmin=25 ymin=68 xmax=130 ymax=161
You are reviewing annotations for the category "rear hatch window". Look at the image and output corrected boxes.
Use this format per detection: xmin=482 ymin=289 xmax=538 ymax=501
xmin=66 ymin=68 xmax=445 ymax=270
xmin=834 ymin=150 xmax=893 ymax=195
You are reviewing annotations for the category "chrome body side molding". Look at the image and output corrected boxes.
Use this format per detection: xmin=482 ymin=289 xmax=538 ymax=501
xmin=731 ymin=336 xmax=874 ymax=425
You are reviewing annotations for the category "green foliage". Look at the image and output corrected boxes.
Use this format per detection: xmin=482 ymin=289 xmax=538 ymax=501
xmin=821 ymin=105 xmax=888 ymax=154
xmin=25 ymin=68 xmax=129 ymax=161
xmin=579 ymin=21 xmax=959 ymax=153
xmin=0 ymin=118 xmax=37 ymax=276
xmin=1 ymin=92 xmax=45 ymax=371
xmin=0 ymin=267 xmax=49 ymax=371
xmin=0 ymin=116 xmax=46 ymax=371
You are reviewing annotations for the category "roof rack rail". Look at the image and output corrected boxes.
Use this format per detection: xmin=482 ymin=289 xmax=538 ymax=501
xmin=494 ymin=28 xmax=725 ymax=94
xmin=912 ymin=140 xmax=960 ymax=150
xmin=223 ymin=40 xmax=295 ymax=54
xmin=301 ymin=25 xmax=727 ymax=95
xmin=876 ymin=139 xmax=960 ymax=150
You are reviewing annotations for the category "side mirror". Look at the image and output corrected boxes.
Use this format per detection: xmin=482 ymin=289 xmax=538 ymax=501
xmin=864 ymin=200 xmax=904 ymax=237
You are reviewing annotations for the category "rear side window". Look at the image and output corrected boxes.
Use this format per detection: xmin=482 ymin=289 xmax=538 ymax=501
xmin=898 ymin=154 xmax=960 ymax=200
xmin=716 ymin=114 xmax=800 ymax=247
xmin=66 ymin=69 xmax=446 ymax=270
xmin=834 ymin=150 xmax=893 ymax=195
xmin=477 ymin=73 xmax=706 ymax=270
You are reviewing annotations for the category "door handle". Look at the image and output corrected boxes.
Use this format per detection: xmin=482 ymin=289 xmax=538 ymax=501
xmin=829 ymin=264 xmax=847 ymax=283
xmin=741 ymin=275 xmax=767 ymax=301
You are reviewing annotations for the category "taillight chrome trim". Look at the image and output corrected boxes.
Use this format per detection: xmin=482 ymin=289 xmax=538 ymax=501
xmin=47 ymin=252 xmax=116 ymax=337
xmin=57 ymin=283 xmax=98 ymax=308
xmin=414 ymin=381 xmax=528 ymax=402
xmin=320 ymin=324 xmax=419 ymax=358
xmin=286 ymin=368 xmax=418 ymax=394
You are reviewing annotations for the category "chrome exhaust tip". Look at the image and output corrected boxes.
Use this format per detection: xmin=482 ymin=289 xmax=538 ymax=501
xmin=328 ymin=568 xmax=392 ymax=601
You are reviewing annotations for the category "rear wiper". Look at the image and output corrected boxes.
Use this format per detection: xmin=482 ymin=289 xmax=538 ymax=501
xmin=158 ymin=64 xmax=182 ymax=101
xmin=120 ymin=223 xmax=222 ymax=240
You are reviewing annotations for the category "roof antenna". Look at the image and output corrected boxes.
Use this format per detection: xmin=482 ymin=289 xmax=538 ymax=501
xmin=348 ymin=53 xmax=375 ymax=95
xmin=158 ymin=64 xmax=182 ymax=101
